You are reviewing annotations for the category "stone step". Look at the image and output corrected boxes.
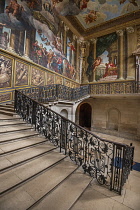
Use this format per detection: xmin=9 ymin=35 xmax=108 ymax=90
xmin=0 ymin=124 xmax=32 ymax=134
xmin=0 ymin=150 xmax=66 ymax=195
xmin=0 ymin=143 xmax=56 ymax=171
xmin=0 ymin=110 xmax=16 ymax=117
xmin=0 ymin=106 xmax=14 ymax=112
xmin=0 ymin=130 xmax=38 ymax=144
xmin=0 ymin=136 xmax=50 ymax=156
xmin=0 ymin=120 xmax=26 ymax=126
xmin=0 ymin=159 xmax=78 ymax=210
xmin=29 ymin=170 xmax=92 ymax=210
xmin=0 ymin=104 xmax=14 ymax=109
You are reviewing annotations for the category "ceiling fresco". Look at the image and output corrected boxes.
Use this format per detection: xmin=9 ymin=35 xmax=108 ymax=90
xmin=75 ymin=0 xmax=140 ymax=30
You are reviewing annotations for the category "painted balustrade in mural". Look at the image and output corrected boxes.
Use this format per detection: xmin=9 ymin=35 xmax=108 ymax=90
xmin=15 ymin=90 xmax=134 ymax=195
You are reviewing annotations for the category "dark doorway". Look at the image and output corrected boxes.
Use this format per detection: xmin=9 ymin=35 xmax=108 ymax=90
xmin=79 ymin=103 xmax=92 ymax=129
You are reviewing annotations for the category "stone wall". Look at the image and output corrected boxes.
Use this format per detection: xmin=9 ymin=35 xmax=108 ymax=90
xmin=76 ymin=98 xmax=140 ymax=141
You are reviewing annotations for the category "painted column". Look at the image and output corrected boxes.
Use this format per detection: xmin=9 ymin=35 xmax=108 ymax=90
xmin=126 ymin=26 xmax=136 ymax=80
xmin=79 ymin=41 xmax=87 ymax=83
xmin=116 ymin=30 xmax=124 ymax=80
xmin=0 ymin=0 xmax=5 ymax=34
xmin=8 ymin=29 xmax=17 ymax=53
xmin=18 ymin=31 xmax=25 ymax=56
xmin=63 ymin=25 xmax=69 ymax=56
xmin=92 ymin=38 xmax=97 ymax=82
xmin=76 ymin=39 xmax=80 ymax=82
xmin=24 ymin=30 xmax=31 ymax=60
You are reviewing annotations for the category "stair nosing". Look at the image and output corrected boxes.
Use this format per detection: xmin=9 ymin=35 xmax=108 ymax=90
xmin=0 ymin=147 xmax=57 ymax=173
xmin=0 ymin=156 xmax=67 ymax=197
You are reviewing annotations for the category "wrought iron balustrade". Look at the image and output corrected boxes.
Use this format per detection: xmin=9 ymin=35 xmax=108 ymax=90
xmin=14 ymin=90 xmax=134 ymax=195
xmin=89 ymin=81 xmax=140 ymax=95
xmin=21 ymin=84 xmax=90 ymax=103
xmin=21 ymin=81 xmax=139 ymax=104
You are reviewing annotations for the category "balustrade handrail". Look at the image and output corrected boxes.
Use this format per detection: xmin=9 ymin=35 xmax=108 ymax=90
xmin=15 ymin=89 xmax=134 ymax=195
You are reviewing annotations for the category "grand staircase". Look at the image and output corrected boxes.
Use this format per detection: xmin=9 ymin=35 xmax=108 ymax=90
xmin=0 ymin=104 xmax=92 ymax=210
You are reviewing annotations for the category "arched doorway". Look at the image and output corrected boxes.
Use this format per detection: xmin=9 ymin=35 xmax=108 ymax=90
xmin=79 ymin=103 xmax=92 ymax=129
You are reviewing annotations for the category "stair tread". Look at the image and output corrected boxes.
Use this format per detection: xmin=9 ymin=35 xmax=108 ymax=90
xmin=32 ymin=170 xmax=91 ymax=210
xmin=0 ymin=136 xmax=48 ymax=154
xmin=0 ymin=159 xmax=78 ymax=210
xmin=0 ymin=130 xmax=38 ymax=143
xmin=0 ymin=124 xmax=32 ymax=133
xmin=0 ymin=120 xmax=25 ymax=126
xmin=0 ymin=143 xmax=55 ymax=170
xmin=0 ymin=150 xmax=65 ymax=193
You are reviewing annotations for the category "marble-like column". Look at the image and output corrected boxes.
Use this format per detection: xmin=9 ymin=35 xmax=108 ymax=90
xmin=71 ymin=34 xmax=76 ymax=66
xmin=116 ymin=30 xmax=124 ymax=80
xmin=126 ymin=27 xmax=136 ymax=80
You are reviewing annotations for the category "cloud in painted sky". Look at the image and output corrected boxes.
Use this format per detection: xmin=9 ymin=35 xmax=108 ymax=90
xmin=100 ymin=3 xmax=118 ymax=14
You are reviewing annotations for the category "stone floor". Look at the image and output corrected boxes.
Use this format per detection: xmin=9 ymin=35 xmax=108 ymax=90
xmin=72 ymin=133 xmax=140 ymax=210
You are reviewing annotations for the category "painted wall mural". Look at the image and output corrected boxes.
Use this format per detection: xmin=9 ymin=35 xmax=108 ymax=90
xmin=55 ymin=75 xmax=63 ymax=84
xmin=31 ymin=67 xmax=45 ymax=86
xmin=86 ymin=32 xmax=118 ymax=82
xmin=15 ymin=61 xmax=28 ymax=86
xmin=47 ymin=72 xmax=55 ymax=85
xmin=0 ymin=0 xmax=78 ymax=81
xmin=0 ymin=92 xmax=11 ymax=102
xmin=0 ymin=54 xmax=12 ymax=88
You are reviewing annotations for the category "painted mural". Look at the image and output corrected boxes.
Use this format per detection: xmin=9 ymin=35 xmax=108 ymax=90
xmin=31 ymin=67 xmax=45 ymax=86
xmin=0 ymin=55 xmax=12 ymax=88
xmin=0 ymin=0 xmax=78 ymax=81
xmin=86 ymin=32 xmax=118 ymax=82
xmin=76 ymin=0 xmax=140 ymax=29
xmin=55 ymin=75 xmax=63 ymax=84
xmin=47 ymin=72 xmax=55 ymax=85
xmin=15 ymin=61 xmax=28 ymax=86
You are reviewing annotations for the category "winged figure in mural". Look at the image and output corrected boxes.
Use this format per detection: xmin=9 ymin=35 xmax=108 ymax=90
xmin=84 ymin=10 xmax=97 ymax=24
xmin=119 ymin=0 xmax=138 ymax=6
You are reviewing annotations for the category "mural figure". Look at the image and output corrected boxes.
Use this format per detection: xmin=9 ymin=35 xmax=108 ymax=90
xmin=0 ymin=56 xmax=12 ymax=88
xmin=67 ymin=42 xmax=76 ymax=51
xmin=5 ymin=0 xmax=24 ymax=20
xmin=15 ymin=62 xmax=28 ymax=86
xmin=92 ymin=57 xmax=102 ymax=72
xmin=85 ymin=10 xmax=97 ymax=24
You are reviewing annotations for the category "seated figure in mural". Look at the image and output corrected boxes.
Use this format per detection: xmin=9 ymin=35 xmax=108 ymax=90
xmin=103 ymin=61 xmax=117 ymax=78
xmin=5 ymin=0 xmax=24 ymax=20
xmin=92 ymin=57 xmax=102 ymax=73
